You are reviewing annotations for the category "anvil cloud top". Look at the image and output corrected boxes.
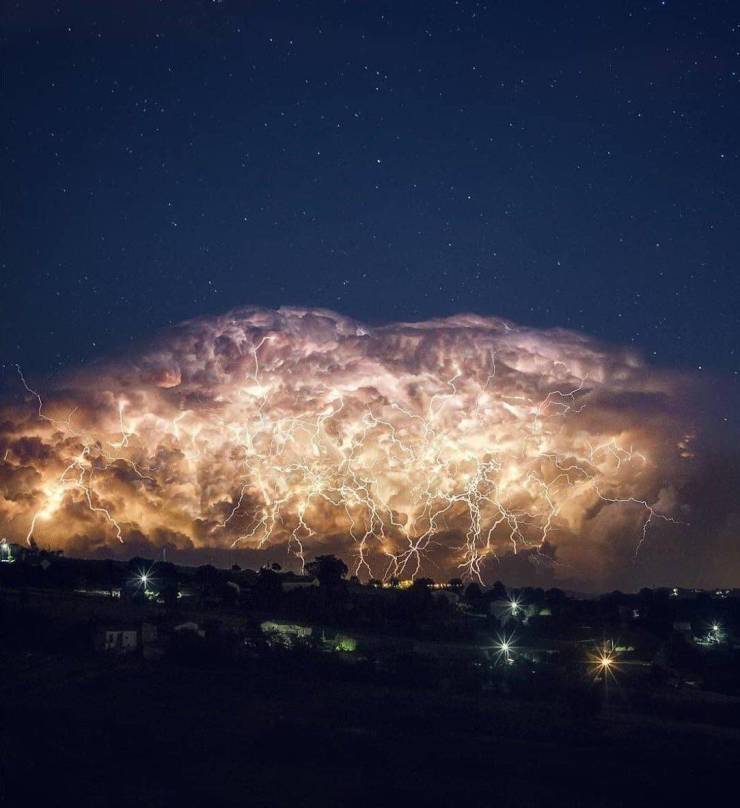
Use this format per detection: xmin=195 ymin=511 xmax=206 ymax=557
xmin=2 ymin=1 xmax=739 ymax=378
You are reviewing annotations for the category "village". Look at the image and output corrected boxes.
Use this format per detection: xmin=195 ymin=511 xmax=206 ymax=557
xmin=2 ymin=538 xmax=739 ymax=706
xmin=3 ymin=539 xmax=740 ymax=806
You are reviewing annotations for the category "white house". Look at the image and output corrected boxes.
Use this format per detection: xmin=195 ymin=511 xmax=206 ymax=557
xmin=280 ymin=573 xmax=320 ymax=592
xmin=96 ymin=627 xmax=139 ymax=654
xmin=174 ymin=621 xmax=206 ymax=638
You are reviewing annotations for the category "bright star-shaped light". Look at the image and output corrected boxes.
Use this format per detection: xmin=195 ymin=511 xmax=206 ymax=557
xmin=134 ymin=567 xmax=154 ymax=590
xmin=590 ymin=641 xmax=619 ymax=680
xmin=493 ymin=631 xmax=517 ymax=664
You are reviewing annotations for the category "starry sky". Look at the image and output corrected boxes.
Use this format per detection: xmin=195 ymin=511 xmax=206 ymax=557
xmin=2 ymin=0 xmax=739 ymax=379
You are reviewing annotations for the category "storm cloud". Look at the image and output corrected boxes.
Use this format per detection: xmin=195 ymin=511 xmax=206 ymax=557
xmin=1 ymin=306 xmax=737 ymax=589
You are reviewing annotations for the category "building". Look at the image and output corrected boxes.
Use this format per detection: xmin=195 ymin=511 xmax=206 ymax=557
xmin=94 ymin=625 xmax=139 ymax=654
xmin=489 ymin=600 xmax=540 ymax=623
xmin=431 ymin=589 xmax=461 ymax=607
xmin=261 ymin=620 xmax=312 ymax=647
xmin=174 ymin=621 xmax=206 ymax=638
xmin=672 ymin=621 xmax=693 ymax=636
xmin=0 ymin=538 xmax=17 ymax=563
xmin=279 ymin=572 xmax=319 ymax=592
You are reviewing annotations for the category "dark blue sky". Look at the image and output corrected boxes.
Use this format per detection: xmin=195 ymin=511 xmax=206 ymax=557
xmin=2 ymin=0 xmax=738 ymax=377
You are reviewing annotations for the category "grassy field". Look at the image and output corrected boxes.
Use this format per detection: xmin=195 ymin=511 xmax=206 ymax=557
xmin=2 ymin=650 xmax=739 ymax=807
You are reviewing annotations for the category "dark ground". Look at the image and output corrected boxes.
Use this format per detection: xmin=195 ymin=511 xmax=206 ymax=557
xmin=2 ymin=651 xmax=739 ymax=808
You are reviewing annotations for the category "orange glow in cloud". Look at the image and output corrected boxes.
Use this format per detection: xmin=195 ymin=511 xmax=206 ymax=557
xmin=0 ymin=307 xmax=711 ymax=584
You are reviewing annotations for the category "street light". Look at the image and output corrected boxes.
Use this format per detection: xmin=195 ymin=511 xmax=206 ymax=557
xmin=591 ymin=641 xmax=619 ymax=713
xmin=596 ymin=649 xmax=614 ymax=673
xmin=133 ymin=567 xmax=154 ymax=593
xmin=494 ymin=632 xmax=517 ymax=665
xmin=707 ymin=623 xmax=723 ymax=645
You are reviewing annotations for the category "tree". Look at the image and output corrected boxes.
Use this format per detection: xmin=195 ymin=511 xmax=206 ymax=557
xmin=155 ymin=561 xmax=179 ymax=607
xmin=195 ymin=564 xmax=221 ymax=599
xmin=412 ymin=577 xmax=434 ymax=591
xmin=127 ymin=556 xmax=154 ymax=574
xmin=546 ymin=587 xmax=566 ymax=606
xmin=222 ymin=580 xmax=240 ymax=607
xmin=255 ymin=567 xmax=282 ymax=608
xmin=465 ymin=582 xmax=483 ymax=608
xmin=490 ymin=580 xmax=507 ymax=601
xmin=101 ymin=559 xmax=120 ymax=596
xmin=306 ymin=554 xmax=348 ymax=588
xmin=404 ymin=578 xmax=434 ymax=616
xmin=662 ymin=633 xmax=702 ymax=674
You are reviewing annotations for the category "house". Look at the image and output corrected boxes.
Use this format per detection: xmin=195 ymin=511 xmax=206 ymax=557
xmin=280 ymin=572 xmax=319 ymax=592
xmin=260 ymin=620 xmax=312 ymax=647
xmin=0 ymin=539 xmax=18 ymax=563
xmin=618 ymin=605 xmax=640 ymax=622
xmin=141 ymin=621 xmax=167 ymax=660
xmin=94 ymin=625 xmax=139 ymax=654
xmin=668 ymin=587 xmax=701 ymax=601
xmin=431 ymin=589 xmax=461 ymax=607
xmin=489 ymin=600 xmax=539 ymax=623
xmin=174 ymin=621 xmax=206 ymax=638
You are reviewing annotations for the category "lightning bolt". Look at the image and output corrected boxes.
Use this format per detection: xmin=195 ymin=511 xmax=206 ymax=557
xmin=7 ymin=315 xmax=681 ymax=581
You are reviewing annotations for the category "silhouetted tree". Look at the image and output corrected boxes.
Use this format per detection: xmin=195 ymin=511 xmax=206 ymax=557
xmin=195 ymin=564 xmax=221 ymax=601
xmin=465 ymin=582 xmax=484 ymax=610
xmin=127 ymin=556 xmax=154 ymax=575
xmin=412 ymin=577 xmax=434 ymax=591
xmin=662 ymin=633 xmax=702 ymax=674
xmin=222 ymin=580 xmax=239 ymax=607
xmin=546 ymin=588 xmax=567 ymax=609
xmin=154 ymin=561 xmax=179 ymax=606
xmin=101 ymin=559 xmax=119 ymax=596
xmin=255 ymin=567 xmax=283 ymax=608
xmin=490 ymin=580 xmax=507 ymax=601
xmin=306 ymin=554 xmax=348 ymax=588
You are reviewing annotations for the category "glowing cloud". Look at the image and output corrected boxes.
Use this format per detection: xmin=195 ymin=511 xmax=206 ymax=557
xmin=0 ymin=306 xmax=726 ymax=585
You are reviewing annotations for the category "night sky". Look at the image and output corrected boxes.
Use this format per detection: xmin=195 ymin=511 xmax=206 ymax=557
xmin=2 ymin=1 xmax=739 ymax=378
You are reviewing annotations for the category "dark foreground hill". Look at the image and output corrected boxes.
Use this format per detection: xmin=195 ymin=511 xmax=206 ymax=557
xmin=2 ymin=649 xmax=739 ymax=808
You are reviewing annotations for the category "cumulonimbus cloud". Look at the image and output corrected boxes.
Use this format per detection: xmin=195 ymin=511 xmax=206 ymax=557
xmin=0 ymin=306 xmax=736 ymax=588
